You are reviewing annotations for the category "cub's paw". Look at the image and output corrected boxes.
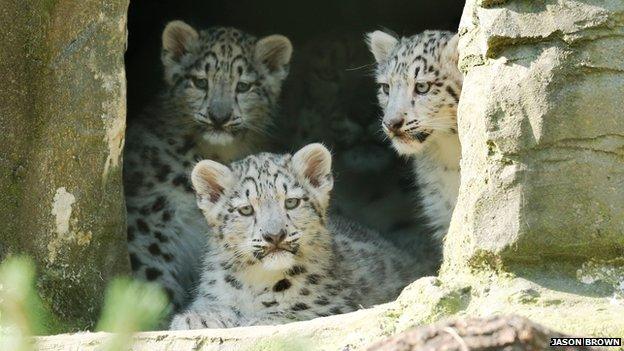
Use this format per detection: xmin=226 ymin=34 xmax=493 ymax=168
xmin=169 ymin=311 xmax=226 ymax=330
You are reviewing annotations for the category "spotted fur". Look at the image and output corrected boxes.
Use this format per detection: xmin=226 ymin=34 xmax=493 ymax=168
xmin=124 ymin=21 xmax=292 ymax=312
xmin=169 ymin=144 xmax=416 ymax=329
xmin=367 ymin=30 xmax=462 ymax=240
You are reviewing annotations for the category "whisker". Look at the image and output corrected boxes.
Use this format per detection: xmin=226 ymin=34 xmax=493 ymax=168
xmin=345 ymin=62 xmax=376 ymax=71
xmin=418 ymin=124 xmax=454 ymax=130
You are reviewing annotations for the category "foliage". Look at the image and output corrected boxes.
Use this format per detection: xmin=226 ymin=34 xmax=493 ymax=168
xmin=0 ymin=256 xmax=48 ymax=351
xmin=97 ymin=277 xmax=169 ymax=350
xmin=0 ymin=256 xmax=168 ymax=350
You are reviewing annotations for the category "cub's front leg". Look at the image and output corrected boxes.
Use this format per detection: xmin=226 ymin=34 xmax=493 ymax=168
xmin=169 ymin=306 xmax=239 ymax=330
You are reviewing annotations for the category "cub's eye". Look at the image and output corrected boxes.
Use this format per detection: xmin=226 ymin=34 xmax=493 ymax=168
xmin=284 ymin=198 xmax=301 ymax=210
xmin=192 ymin=77 xmax=208 ymax=89
xmin=238 ymin=205 xmax=254 ymax=216
xmin=414 ymin=82 xmax=431 ymax=94
xmin=379 ymin=83 xmax=390 ymax=95
xmin=236 ymin=82 xmax=251 ymax=93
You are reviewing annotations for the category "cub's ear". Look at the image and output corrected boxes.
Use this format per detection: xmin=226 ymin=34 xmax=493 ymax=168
xmin=162 ymin=20 xmax=199 ymax=62
xmin=442 ymin=33 xmax=460 ymax=67
xmin=292 ymin=143 xmax=333 ymax=192
xmin=255 ymin=34 xmax=293 ymax=74
xmin=191 ymin=160 xmax=233 ymax=206
xmin=366 ymin=30 xmax=398 ymax=63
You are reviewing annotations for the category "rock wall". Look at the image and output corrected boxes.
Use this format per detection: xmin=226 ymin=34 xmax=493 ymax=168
xmin=0 ymin=0 xmax=130 ymax=330
xmin=445 ymin=0 xmax=624 ymax=272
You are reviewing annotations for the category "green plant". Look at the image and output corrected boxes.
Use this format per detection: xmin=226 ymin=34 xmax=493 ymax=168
xmin=0 ymin=256 xmax=49 ymax=351
xmin=0 ymin=256 xmax=168 ymax=350
xmin=97 ymin=277 xmax=169 ymax=350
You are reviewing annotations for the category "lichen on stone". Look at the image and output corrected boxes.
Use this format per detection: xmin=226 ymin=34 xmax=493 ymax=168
xmin=48 ymin=188 xmax=76 ymax=263
xmin=577 ymin=258 xmax=624 ymax=303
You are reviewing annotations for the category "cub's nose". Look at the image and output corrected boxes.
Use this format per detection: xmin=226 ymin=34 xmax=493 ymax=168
xmin=208 ymin=111 xmax=232 ymax=127
xmin=383 ymin=116 xmax=405 ymax=134
xmin=262 ymin=230 xmax=287 ymax=245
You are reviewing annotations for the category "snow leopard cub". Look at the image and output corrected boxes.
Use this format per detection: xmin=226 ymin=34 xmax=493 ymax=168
xmin=125 ymin=20 xmax=292 ymax=311
xmin=366 ymin=30 xmax=462 ymax=241
xmin=170 ymin=144 xmax=416 ymax=329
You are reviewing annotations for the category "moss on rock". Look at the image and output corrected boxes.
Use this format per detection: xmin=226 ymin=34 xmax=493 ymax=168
xmin=0 ymin=0 xmax=130 ymax=330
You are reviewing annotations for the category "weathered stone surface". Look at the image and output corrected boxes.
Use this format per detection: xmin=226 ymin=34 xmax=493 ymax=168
xmin=33 ymin=276 xmax=624 ymax=350
xmin=0 ymin=0 xmax=130 ymax=329
xmin=446 ymin=0 xmax=624 ymax=271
